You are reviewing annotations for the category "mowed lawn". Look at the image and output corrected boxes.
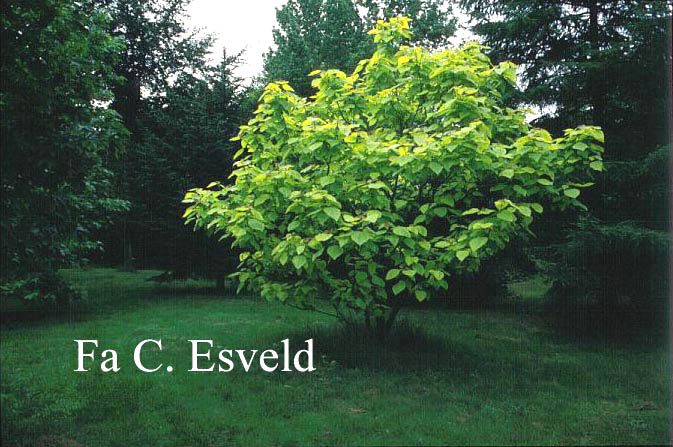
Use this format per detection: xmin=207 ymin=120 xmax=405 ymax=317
xmin=1 ymin=269 xmax=670 ymax=446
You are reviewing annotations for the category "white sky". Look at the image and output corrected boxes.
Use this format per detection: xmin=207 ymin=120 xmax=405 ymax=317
xmin=186 ymin=1 xmax=474 ymax=82
xmin=186 ymin=0 xmax=288 ymax=81
xmin=183 ymin=2 xmax=546 ymax=121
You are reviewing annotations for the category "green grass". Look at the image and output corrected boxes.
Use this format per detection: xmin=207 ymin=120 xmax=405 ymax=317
xmin=1 ymin=268 xmax=670 ymax=446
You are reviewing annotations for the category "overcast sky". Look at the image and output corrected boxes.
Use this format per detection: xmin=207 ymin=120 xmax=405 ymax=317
xmin=186 ymin=1 xmax=474 ymax=82
xmin=186 ymin=0 xmax=288 ymax=81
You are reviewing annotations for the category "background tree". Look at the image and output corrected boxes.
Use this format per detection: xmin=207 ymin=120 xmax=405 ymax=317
xmin=95 ymin=0 xmax=213 ymax=137
xmin=263 ymin=0 xmax=369 ymax=97
xmin=357 ymin=0 xmax=456 ymax=48
xmin=459 ymin=0 xmax=672 ymax=160
xmin=460 ymin=0 xmax=671 ymax=333
xmin=263 ymin=0 xmax=456 ymax=97
xmin=90 ymin=0 xmax=247 ymax=273
xmin=185 ymin=17 xmax=603 ymax=339
xmin=122 ymin=51 xmax=248 ymax=280
xmin=0 ymin=0 xmax=128 ymax=302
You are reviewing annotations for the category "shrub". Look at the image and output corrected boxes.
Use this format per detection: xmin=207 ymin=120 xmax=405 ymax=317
xmin=184 ymin=17 xmax=603 ymax=339
xmin=0 ymin=271 xmax=85 ymax=312
xmin=540 ymin=217 xmax=670 ymax=336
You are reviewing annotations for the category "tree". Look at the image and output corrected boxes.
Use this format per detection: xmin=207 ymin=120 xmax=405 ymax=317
xmin=91 ymin=0 xmax=217 ymax=269
xmin=184 ymin=17 xmax=603 ymax=339
xmin=263 ymin=0 xmax=368 ymax=98
xmin=95 ymin=0 xmax=213 ymax=137
xmin=118 ymin=51 xmax=249 ymax=277
xmin=535 ymin=144 xmax=671 ymax=336
xmin=263 ymin=0 xmax=456 ymax=97
xmin=539 ymin=216 xmax=671 ymax=336
xmin=0 ymin=0 xmax=128 ymax=302
xmin=459 ymin=0 xmax=672 ymax=159
xmin=458 ymin=1 xmax=671 ymax=331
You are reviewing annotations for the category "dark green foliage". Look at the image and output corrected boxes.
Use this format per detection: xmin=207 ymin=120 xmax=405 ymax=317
xmin=0 ymin=271 xmax=84 ymax=309
xmin=89 ymin=0 xmax=248 ymax=277
xmin=460 ymin=1 xmax=671 ymax=332
xmin=94 ymin=0 xmax=214 ymax=135
xmin=460 ymin=0 xmax=672 ymax=159
xmin=540 ymin=217 xmax=670 ymax=336
xmin=91 ymin=0 xmax=212 ymax=271
xmin=102 ymin=51 xmax=249 ymax=279
xmin=0 ymin=0 xmax=129 ymax=300
xmin=537 ymin=146 xmax=670 ymax=335
xmin=263 ymin=0 xmax=456 ymax=97
xmin=142 ymin=53 xmax=246 ymax=197
xmin=596 ymin=145 xmax=671 ymax=229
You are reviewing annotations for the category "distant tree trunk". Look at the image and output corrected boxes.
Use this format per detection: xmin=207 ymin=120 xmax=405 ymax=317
xmin=122 ymin=239 xmax=135 ymax=272
xmin=113 ymin=74 xmax=141 ymax=273
xmin=216 ymin=276 xmax=225 ymax=290
xmin=587 ymin=0 xmax=605 ymax=130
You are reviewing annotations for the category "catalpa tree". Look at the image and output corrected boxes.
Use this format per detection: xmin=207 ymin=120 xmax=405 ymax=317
xmin=184 ymin=17 xmax=603 ymax=339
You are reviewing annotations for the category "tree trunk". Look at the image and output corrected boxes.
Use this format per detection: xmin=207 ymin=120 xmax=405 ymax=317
xmin=216 ymin=276 xmax=225 ymax=290
xmin=122 ymin=239 xmax=135 ymax=272
xmin=587 ymin=0 xmax=605 ymax=129
xmin=372 ymin=296 xmax=404 ymax=342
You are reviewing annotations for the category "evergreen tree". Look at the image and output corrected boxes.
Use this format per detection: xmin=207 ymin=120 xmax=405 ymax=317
xmin=460 ymin=0 xmax=672 ymax=159
xmin=263 ymin=0 xmax=456 ymax=97
xmin=124 ymin=51 xmax=248 ymax=276
xmin=91 ymin=0 xmax=217 ymax=269
xmin=95 ymin=0 xmax=213 ymax=137
xmin=460 ymin=0 xmax=672 ymax=333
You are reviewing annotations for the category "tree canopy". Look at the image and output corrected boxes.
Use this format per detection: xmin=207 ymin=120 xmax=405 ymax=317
xmin=263 ymin=0 xmax=456 ymax=97
xmin=184 ymin=17 xmax=603 ymax=337
xmin=90 ymin=0 xmax=245 ymax=272
xmin=118 ymin=51 xmax=248 ymax=274
xmin=460 ymin=0 xmax=672 ymax=159
xmin=1 ymin=0 xmax=128 ymax=299
xmin=94 ymin=0 xmax=213 ymax=135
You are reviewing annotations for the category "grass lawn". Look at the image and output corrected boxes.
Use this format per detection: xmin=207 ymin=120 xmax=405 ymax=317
xmin=1 ymin=268 xmax=670 ymax=446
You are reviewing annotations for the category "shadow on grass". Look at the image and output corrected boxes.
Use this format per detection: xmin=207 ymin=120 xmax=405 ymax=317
xmin=150 ymin=284 xmax=235 ymax=297
xmin=0 ymin=277 xmax=248 ymax=328
xmin=0 ymin=302 xmax=89 ymax=328
xmin=538 ymin=308 xmax=670 ymax=351
xmin=275 ymin=311 xmax=668 ymax=393
xmin=279 ymin=318 xmax=494 ymax=376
